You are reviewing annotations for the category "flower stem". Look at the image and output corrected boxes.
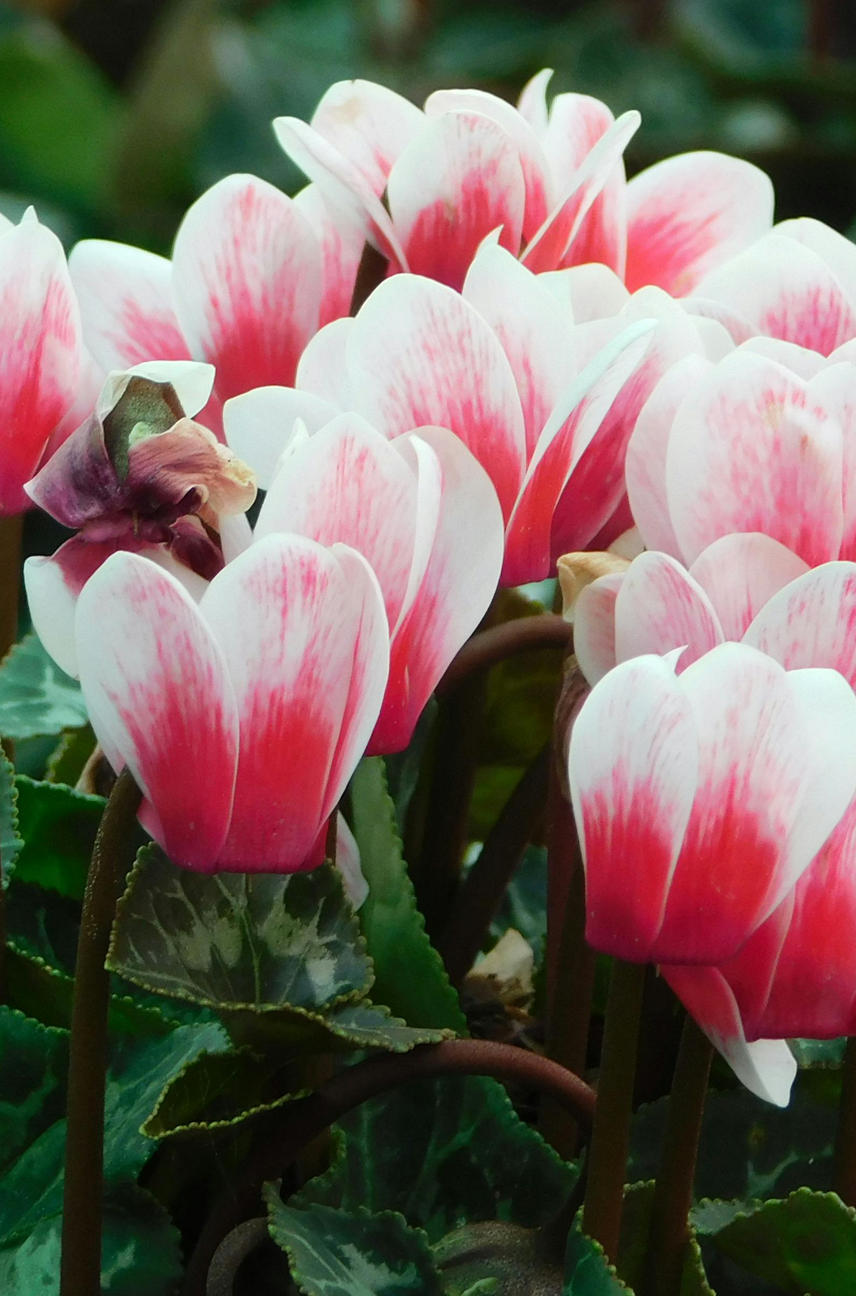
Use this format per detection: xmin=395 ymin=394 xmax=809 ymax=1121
xmin=835 ymin=1037 xmax=856 ymax=1205
xmin=60 ymin=769 xmax=142 ymax=1296
xmin=643 ymin=1013 xmax=713 ymax=1296
xmin=581 ymin=959 xmax=646 ymax=1259
xmin=438 ymin=615 xmax=572 ymax=696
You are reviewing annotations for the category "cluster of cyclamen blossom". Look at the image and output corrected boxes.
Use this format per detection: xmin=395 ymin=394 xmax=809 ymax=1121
xmin=5 ymin=72 xmax=856 ymax=1105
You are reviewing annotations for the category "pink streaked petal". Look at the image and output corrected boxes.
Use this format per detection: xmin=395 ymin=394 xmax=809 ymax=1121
xmin=293 ymin=183 xmax=364 ymax=326
xmin=41 ymin=346 xmax=104 ymax=462
xmin=743 ymin=561 xmax=856 ymax=688
xmin=614 ymin=551 xmax=723 ymax=668
xmin=346 ymin=274 xmax=526 ymax=519
xmin=808 ymin=362 xmax=856 ymax=558
xmin=424 ymin=88 xmax=553 ymax=241
xmin=255 ymin=411 xmax=418 ymax=631
xmin=200 ymin=535 xmax=388 ymax=871
xmin=310 ymin=79 xmax=424 ymax=197
xmin=542 ymin=93 xmax=627 ymax=277
xmin=25 ymin=538 xmax=129 ymax=678
xmin=172 ymin=175 xmax=323 ymax=406
xmin=296 ymin=317 xmax=357 ymax=410
xmin=777 ymin=216 xmax=856 ymax=308
xmin=386 ymin=111 xmax=526 ymax=291
xmin=656 ymin=646 xmax=856 ymax=962
xmin=550 ymin=289 xmax=706 ymax=561
xmin=223 ymin=386 xmax=338 ymax=489
xmin=568 ymin=653 xmax=699 ymax=962
xmin=740 ymin=335 xmax=828 ymax=380
xmin=696 ymin=233 xmax=856 ymax=356
xmin=273 ymin=115 xmax=408 ymax=269
xmin=462 ymin=241 xmax=575 ymax=457
xmin=68 ymin=239 xmax=189 ymax=373
xmin=662 ymin=965 xmax=796 ymax=1106
xmin=666 ymin=351 xmax=844 ymax=568
xmin=75 ymin=552 xmax=238 ymax=869
xmin=0 ymin=218 xmax=82 ymax=514
xmin=371 ymin=426 xmax=504 ymax=753
xmin=541 ymin=263 xmax=629 ymax=323
xmin=625 ymin=355 xmax=710 ymax=558
xmin=688 ymin=534 xmax=809 ymax=641
xmin=625 ymin=152 xmax=774 ymax=296
xmin=522 ymin=109 xmax=639 ymax=275
xmin=504 ymin=317 xmax=655 ymax=584
xmin=573 ymin=571 xmax=626 ymax=685
xmin=683 ymin=296 xmax=755 ymax=346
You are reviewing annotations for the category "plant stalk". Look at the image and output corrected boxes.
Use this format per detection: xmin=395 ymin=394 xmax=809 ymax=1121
xmin=60 ymin=769 xmax=142 ymax=1296
xmin=437 ymin=615 xmax=572 ymax=697
xmin=581 ymin=959 xmax=646 ymax=1260
xmin=835 ymin=1037 xmax=856 ymax=1205
xmin=643 ymin=1013 xmax=713 ymax=1296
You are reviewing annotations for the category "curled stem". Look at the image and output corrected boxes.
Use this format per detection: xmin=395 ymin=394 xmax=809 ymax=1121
xmin=438 ymin=615 xmax=572 ymax=697
xmin=60 ymin=769 xmax=142 ymax=1296
xmin=581 ymin=959 xmax=646 ymax=1260
xmin=182 ymin=1038 xmax=596 ymax=1296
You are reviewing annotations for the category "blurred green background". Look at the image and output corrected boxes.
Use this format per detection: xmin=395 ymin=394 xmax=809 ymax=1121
xmin=0 ymin=0 xmax=854 ymax=253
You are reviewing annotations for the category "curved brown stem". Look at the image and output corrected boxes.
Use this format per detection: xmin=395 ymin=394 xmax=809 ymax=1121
xmin=438 ymin=616 xmax=572 ymax=697
xmin=437 ymin=742 xmax=550 ymax=985
xmin=60 ymin=770 xmax=142 ymax=1296
xmin=206 ymin=1218 xmax=270 ymax=1296
xmin=182 ymin=1038 xmax=596 ymax=1296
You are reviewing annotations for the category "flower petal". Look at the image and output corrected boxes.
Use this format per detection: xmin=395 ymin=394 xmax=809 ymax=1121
xmin=688 ymin=534 xmax=809 ymax=641
xmin=544 ymin=263 xmax=629 ymax=323
xmin=743 ymin=561 xmax=856 ymax=687
xmin=309 ymin=79 xmax=424 ymax=196
xmin=386 ymin=111 xmax=526 ymax=290
xmin=573 ymin=571 xmax=626 ymax=685
xmin=75 ymin=552 xmax=238 ymax=869
xmin=295 ymin=317 xmax=357 ymax=409
xmin=199 ymin=535 xmax=388 ymax=871
xmin=614 ymin=551 xmax=723 ymax=668
xmin=172 ymin=175 xmax=324 ymax=404
xmin=346 ymin=274 xmax=526 ymax=519
xmin=625 ymin=152 xmax=774 ymax=296
xmin=223 ymin=386 xmax=338 ymax=489
xmin=293 ymin=183 xmax=364 ymax=325
xmin=666 ymin=350 xmax=844 ymax=567
xmin=777 ymin=216 xmax=856 ymax=308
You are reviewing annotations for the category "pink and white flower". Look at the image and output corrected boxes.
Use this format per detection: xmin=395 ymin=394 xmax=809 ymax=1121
xmin=273 ymin=73 xmax=773 ymax=293
xmin=75 ymin=537 xmax=389 ymax=873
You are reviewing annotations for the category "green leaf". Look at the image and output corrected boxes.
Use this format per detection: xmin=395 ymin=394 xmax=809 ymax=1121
xmin=0 ymin=635 xmax=87 ymax=741
xmin=0 ymin=1184 xmax=183 ymax=1296
xmin=45 ymin=724 xmax=96 ymax=788
xmin=298 ymin=1074 xmax=575 ymax=1243
xmin=350 ymin=758 xmax=466 ymax=1033
xmin=266 ymin=1185 xmax=446 ymax=1296
xmin=615 ymin=1183 xmax=713 ymax=1296
xmin=12 ymin=776 xmax=106 ymax=898
xmin=0 ymin=1009 xmax=67 ymax=1179
xmin=107 ymin=844 xmax=373 ymax=1015
xmin=563 ymin=1222 xmax=628 ymax=1293
xmin=708 ymin=1188 xmax=856 ymax=1295
xmin=0 ymin=751 xmax=21 ymax=885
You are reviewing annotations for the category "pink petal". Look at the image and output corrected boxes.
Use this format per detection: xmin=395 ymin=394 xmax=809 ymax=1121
xmin=172 ymin=175 xmax=324 ymax=407
xmin=655 ymin=646 xmax=856 ymax=962
xmin=568 ymin=653 xmax=699 ymax=961
xmin=625 ymin=152 xmax=774 ymax=296
xmin=777 ymin=216 xmax=856 ymax=309
xmin=309 ymin=78 xmax=424 ymax=196
xmin=199 ymin=535 xmax=388 ymax=872
xmin=255 ymin=411 xmax=419 ymax=632
xmin=462 ymin=241 xmax=575 ymax=456
xmin=625 ymin=355 xmax=711 ymax=558
xmin=75 ymin=552 xmax=238 ymax=869
xmin=666 ymin=350 xmax=844 ymax=568
xmin=223 ymin=386 xmax=338 ymax=489
xmin=542 ymin=93 xmax=627 ymax=277
xmin=68 ymin=239 xmax=189 ymax=372
xmin=809 ymin=361 xmax=856 ymax=558
xmin=370 ymin=426 xmax=504 ymax=753
xmin=549 ymin=288 xmax=707 ymax=561
xmin=688 ymin=534 xmax=809 ymax=641
xmin=662 ymin=965 xmax=796 ymax=1106
xmin=346 ymin=274 xmax=526 ymax=519
xmin=296 ymin=317 xmax=357 ymax=410
xmin=386 ymin=111 xmax=526 ymax=290
xmin=614 ymin=551 xmax=723 ymax=668
xmin=573 ymin=571 xmax=626 ymax=685
xmin=424 ymin=88 xmax=553 ymax=241
xmin=503 ymin=317 xmax=655 ymax=585
xmin=293 ymin=183 xmax=364 ymax=326
xmin=516 ymin=68 xmax=552 ymax=136
xmin=683 ymin=296 xmax=755 ymax=346
xmin=696 ymin=233 xmax=856 ymax=356
xmin=0 ymin=218 xmax=82 ymax=513
xmin=743 ymin=561 xmax=856 ymax=687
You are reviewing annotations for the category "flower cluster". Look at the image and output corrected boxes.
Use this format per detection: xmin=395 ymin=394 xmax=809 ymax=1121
xmin=7 ymin=70 xmax=856 ymax=1109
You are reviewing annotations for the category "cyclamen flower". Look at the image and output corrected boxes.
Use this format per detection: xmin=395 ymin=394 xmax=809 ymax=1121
xmin=224 ymin=240 xmax=725 ymax=585
xmin=67 ymin=175 xmax=362 ymax=435
xmin=24 ymin=361 xmax=256 ymax=678
xmin=75 ymin=537 xmax=388 ymax=873
xmin=567 ymin=644 xmax=856 ymax=970
xmin=0 ymin=210 xmax=85 ymax=514
xmin=226 ymin=410 xmax=504 ymax=754
xmin=274 ymin=73 xmax=773 ymax=293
